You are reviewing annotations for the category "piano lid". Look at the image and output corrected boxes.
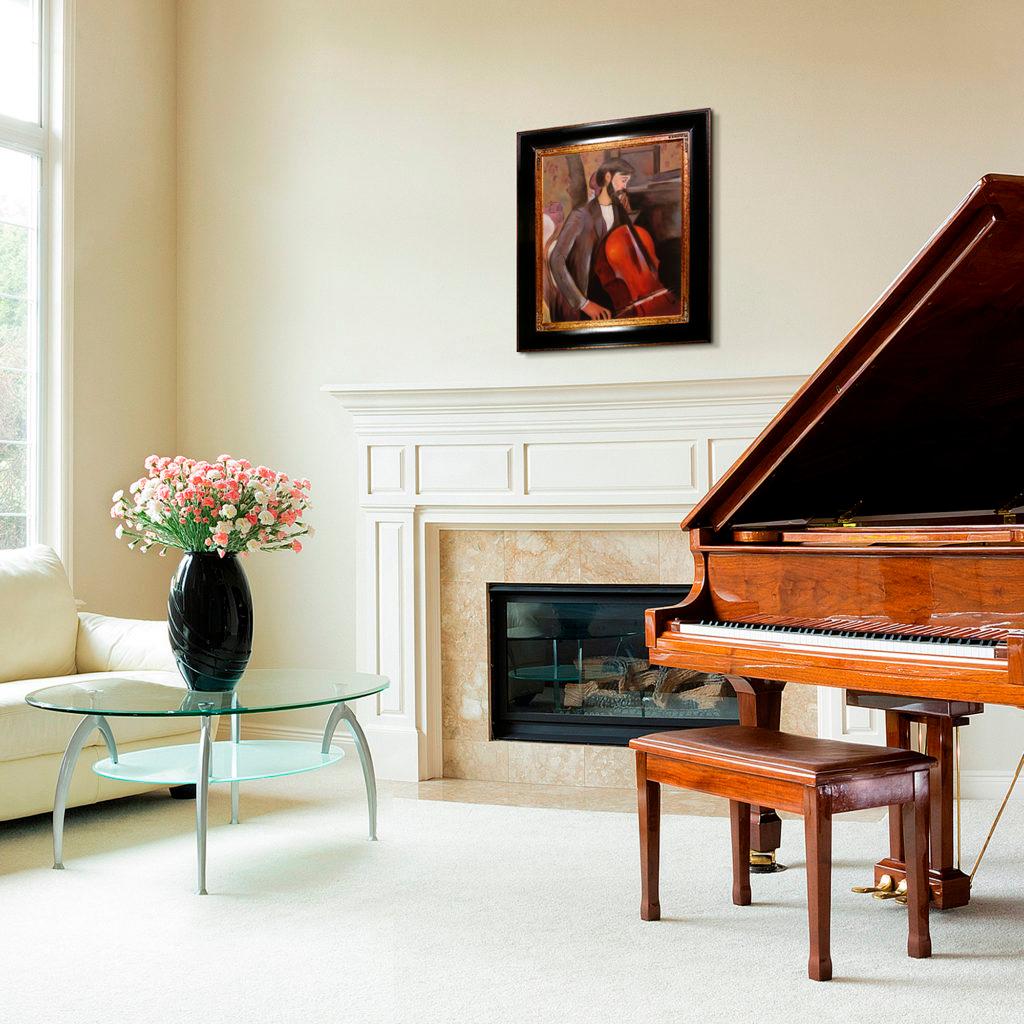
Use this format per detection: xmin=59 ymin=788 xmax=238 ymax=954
xmin=685 ymin=174 xmax=1024 ymax=534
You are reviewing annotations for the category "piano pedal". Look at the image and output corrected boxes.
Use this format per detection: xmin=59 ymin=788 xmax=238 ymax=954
xmin=854 ymin=874 xmax=935 ymax=906
xmin=749 ymin=850 xmax=786 ymax=874
xmin=851 ymin=873 xmax=894 ymax=896
xmin=872 ymin=876 xmax=905 ymax=901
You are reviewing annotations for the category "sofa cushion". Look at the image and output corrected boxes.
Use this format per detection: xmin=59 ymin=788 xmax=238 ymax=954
xmin=0 ymin=545 xmax=78 ymax=684
xmin=76 ymin=612 xmax=177 ymax=673
xmin=0 ymin=671 xmax=200 ymax=763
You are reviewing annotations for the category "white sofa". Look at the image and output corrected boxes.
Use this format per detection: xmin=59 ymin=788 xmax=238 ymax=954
xmin=0 ymin=544 xmax=200 ymax=822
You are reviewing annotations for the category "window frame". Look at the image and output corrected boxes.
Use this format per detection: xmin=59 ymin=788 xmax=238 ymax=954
xmin=0 ymin=0 xmax=71 ymax=559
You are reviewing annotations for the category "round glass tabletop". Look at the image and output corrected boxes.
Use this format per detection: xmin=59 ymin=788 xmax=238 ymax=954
xmin=25 ymin=668 xmax=389 ymax=718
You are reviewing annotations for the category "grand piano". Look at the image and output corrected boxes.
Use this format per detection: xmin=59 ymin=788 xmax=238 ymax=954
xmin=647 ymin=173 xmax=1024 ymax=908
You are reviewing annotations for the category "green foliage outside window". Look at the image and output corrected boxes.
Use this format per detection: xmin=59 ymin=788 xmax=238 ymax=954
xmin=0 ymin=219 xmax=29 ymax=544
xmin=0 ymin=221 xmax=28 ymax=367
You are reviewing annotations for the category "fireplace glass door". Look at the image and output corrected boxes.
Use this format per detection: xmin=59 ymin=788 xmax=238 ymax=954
xmin=489 ymin=584 xmax=739 ymax=745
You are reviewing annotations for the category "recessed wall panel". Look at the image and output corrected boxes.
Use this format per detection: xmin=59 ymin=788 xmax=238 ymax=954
xmin=368 ymin=445 xmax=405 ymax=494
xmin=375 ymin=520 xmax=405 ymax=715
xmin=525 ymin=440 xmax=696 ymax=497
xmin=709 ymin=437 xmax=754 ymax=485
xmin=417 ymin=445 xmax=513 ymax=494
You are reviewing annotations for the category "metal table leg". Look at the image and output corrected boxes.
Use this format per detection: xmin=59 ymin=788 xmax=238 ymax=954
xmin=230 ymin=699 xmax=240 ymax=825
xmin=196 ymin=715 xmax=213 ymax=895
xmin=53 ymin=714 xmax=118 ymax=869
xmin=322 ymin=703 xmax=378 ymax=841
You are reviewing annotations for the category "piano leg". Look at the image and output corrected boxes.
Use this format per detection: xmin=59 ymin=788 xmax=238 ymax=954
xmin=874 ymin=709 xmax=974 ymax=909
xmin=731 ymin=677 xmax=787 ymax=872
xmin=885 ymin=712 xmax=911 ymax=866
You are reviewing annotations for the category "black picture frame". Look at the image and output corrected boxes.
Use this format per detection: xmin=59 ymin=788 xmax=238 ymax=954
xmin=516 ymin=108 xmax=711 ymax=352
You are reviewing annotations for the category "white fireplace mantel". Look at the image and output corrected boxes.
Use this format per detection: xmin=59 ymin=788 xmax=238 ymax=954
xmin=323 ymin=375 xmax=887 ymax=782
xmin=323 ymin=376 xmax=806 ymax=514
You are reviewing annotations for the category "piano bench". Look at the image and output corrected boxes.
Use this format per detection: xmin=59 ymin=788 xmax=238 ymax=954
xmin=629 ymin=725 xmax=936 ymax=981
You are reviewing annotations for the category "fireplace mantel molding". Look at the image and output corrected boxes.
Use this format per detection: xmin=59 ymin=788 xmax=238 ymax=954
xmin=323 ymin=376 xmax=803 ymax=427
xmin=321 ymin=375 xmax=883 ymax=782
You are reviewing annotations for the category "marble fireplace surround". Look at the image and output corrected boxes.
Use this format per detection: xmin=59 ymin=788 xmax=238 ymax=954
xmin=326 ymin=377 xmax=889 ymax=783
xmin=439 ymin=529 xmax=818 ymax=787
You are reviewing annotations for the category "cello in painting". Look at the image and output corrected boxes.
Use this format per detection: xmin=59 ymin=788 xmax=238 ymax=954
xmin=592 ymin=190 xmax=681 ymax=320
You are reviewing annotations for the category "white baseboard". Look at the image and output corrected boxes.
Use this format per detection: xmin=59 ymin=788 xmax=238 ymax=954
xmin=240 ymin=719 xmax=425 ymax=782
xmin=241 ymin=721 xmax=351 ymax=746
xmin=960 ymin=770 xmax=1024 ymax=801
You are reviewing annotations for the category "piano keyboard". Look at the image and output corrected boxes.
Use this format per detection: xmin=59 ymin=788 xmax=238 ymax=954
xmin=669 ymin=615 xmax=1007 ymax=661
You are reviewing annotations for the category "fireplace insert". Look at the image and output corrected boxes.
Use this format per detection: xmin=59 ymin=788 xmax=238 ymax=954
xmin=489 ymin=583 xmax=739 ymax=745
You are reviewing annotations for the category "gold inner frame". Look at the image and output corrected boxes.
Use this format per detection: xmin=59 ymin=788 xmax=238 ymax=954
xmin=534 ymin=131 xmax=692 ymax=331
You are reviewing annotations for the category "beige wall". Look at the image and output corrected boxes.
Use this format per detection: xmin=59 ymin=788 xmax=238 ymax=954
xmin=72 ymin=0 xmax=177 ymax=617
xmin=176 ymin=0 xmax=1024 ymax=386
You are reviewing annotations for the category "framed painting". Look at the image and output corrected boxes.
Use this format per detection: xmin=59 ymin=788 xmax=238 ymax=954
xmin=516 ymin=108 xmax=711 ymax=352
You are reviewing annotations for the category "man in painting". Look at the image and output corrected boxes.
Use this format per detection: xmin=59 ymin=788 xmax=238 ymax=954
xmin=548 ymin=158 xmax=635 ymax=321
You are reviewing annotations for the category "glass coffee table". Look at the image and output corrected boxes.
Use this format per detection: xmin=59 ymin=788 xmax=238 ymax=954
xmin=26 ymin=669 xmax=389 ymax=894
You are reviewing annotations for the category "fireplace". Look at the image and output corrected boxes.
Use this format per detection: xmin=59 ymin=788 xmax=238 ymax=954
xmin=489 ymin=583 xmax=739 ymax=745
xmin=329 ymin=376 xmax=823 ymax=781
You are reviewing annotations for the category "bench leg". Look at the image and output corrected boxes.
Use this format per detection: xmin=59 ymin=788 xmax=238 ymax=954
xmin=904 ymin=768 xmax=933 ymax=959
xmin=803 ymin=789 xmax=833 ymax=982
xmin=730 ymin=801 xmax=752 ymax=906
xmin=636 ymin=752 xmax=661 ymax=921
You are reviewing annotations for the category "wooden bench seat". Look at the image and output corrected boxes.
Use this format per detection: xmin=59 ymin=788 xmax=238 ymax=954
xmin=629 ymin=725 xmax=935 ymax=981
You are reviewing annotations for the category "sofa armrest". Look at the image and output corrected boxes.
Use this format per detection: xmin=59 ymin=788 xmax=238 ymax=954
xmin=75 ymin=612 xmax=177 ymax=673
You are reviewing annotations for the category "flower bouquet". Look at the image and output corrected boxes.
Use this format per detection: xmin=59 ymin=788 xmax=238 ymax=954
xmin=111 ymin=454 xmax=312 ymax=557
xmin=110 ymin=455 xmax=313 ymax=691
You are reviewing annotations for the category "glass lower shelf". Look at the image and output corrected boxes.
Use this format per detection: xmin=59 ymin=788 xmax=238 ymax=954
xmin=93 ymin=740 xmax=344 ymax=786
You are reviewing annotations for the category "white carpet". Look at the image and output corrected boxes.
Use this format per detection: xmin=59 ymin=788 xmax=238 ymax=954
xmin=1 ymin=758 xmax=1021 ymax=1023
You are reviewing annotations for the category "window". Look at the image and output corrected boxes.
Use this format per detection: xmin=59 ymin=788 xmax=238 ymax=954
xmin=0 ymin=0 xmax=45 ymax=549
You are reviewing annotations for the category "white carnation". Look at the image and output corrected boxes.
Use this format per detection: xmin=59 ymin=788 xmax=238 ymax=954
xmin=258 ymin=510 xmax=276 ymax=526
xmin=221 ymin=504 xmax=237 ymax=519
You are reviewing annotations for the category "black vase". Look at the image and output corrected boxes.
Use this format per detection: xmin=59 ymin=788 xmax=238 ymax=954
xmin=168 ymin=551 xmax=253 ymax=692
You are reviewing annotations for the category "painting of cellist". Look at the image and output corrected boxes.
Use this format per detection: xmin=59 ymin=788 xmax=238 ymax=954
xmin=517 ymin=110 xmax=710 ymax=351
xmin=543 ymin=141 xmax=686 ymax=325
